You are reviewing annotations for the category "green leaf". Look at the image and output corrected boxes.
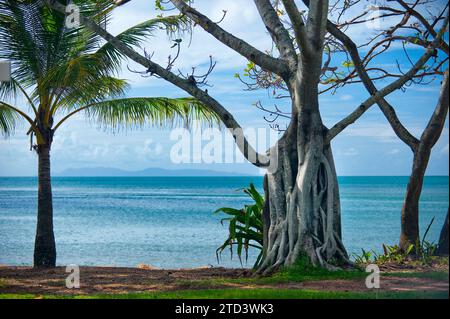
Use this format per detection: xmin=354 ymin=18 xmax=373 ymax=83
xmin=82 ymin=97 xmax=220 ymax=131
xmin=0 ymin=102 xmax=18 ymax=137
xmin=214 ymin=182 xmax=264 ymax=268
xmin=341 ymin=61 xmax=354 ymax=68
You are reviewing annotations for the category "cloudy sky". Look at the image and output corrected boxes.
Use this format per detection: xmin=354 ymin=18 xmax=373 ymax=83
xmin=0 ymin=0 xmax=448 ymax=176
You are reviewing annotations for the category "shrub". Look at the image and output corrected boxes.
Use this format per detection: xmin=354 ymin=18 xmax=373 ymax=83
xmin=353 ymin=218 xmax=439 ymax=265
xmin=214 ymin=183 xmax=264 ymax=269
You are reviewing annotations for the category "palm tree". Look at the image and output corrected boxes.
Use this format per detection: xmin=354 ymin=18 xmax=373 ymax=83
xmin=0 ymin=0 xmax=218 ymax=268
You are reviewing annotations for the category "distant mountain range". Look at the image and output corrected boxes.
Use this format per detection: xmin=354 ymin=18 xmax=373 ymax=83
xmin=56 ymin=167 xmax=256 ymax=177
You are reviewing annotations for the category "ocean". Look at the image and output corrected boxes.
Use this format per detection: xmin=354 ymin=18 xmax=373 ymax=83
xmin=0 ymin=176 xmax=448 ymax=268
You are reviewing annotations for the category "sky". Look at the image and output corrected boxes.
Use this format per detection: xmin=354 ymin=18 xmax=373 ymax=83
xmin=0 ymin=0 xmax=448 ymax=176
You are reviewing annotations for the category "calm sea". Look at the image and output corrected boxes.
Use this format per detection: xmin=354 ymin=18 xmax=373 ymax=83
xmin=0 ymin=176 xmax=448 ymax=268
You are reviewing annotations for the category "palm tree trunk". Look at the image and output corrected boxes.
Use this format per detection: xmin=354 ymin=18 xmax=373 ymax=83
xmin=33 ymin=144 xmax=56 ymax=268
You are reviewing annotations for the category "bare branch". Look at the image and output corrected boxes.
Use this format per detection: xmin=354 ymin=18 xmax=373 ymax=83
xmin=176 ymin=55 xmax=216 ymax=87
xmin=326 ymin=18 xmax=447 ymax=143
xmin=45 ymin=0 xmax=270 ymax=167
xmin=169 ymin=0 xmax=289 ymax=77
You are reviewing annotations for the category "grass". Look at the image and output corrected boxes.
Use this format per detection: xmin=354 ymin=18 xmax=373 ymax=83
xmin=260 ymin=259 xmax=367 ymax=283
xmin=0 ymin=289 xmax=447 ymax=299
xmin=1 ymin=258 xmax=447 ymax=300
xmin=177 ymin=257 xmax=366 ymax=289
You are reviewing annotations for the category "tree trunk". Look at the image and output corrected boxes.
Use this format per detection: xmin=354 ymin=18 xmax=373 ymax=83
xmin=400 ymin=71 xmax=448 ymax=252
xmin=437 ymin=209 xmax=449 ymax=256
xmin=33 ymin=144 xmax=56 ymax=268
xmin=399 ymin=146 xmax=431 ymax=251
xmin=257 ymin=67 xmax=349 ymax=274
xmin=263 ymin=147 xmax=347 ymax=272
xmin=258 ymin=142 xmax=349 ymax=274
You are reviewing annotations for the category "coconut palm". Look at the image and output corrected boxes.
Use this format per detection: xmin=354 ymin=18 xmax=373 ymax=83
xmin=0 ymin=0 xmax=218 ymax=268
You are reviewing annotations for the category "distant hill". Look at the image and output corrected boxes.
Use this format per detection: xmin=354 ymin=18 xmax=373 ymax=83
xmin=56 ymin=167 xmax=255 ymax=177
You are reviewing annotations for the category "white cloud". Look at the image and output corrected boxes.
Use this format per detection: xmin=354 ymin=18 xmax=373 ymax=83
xmin=388 ymin=149 xmax=400 ymax=155
xmin=136 ymin=139 xmax=163 ymax=158
xmin=1 ymin=1 xmax=448 ymax=177
xmin=340 ymin=94 xmax=354 ymax=101
xmin=109 ymin=0 xmax=274 ymax=88
xmin=441 ymin=143 xmax=449 ymax=155
xmin=342 ymin=148 xmax=359 ymax=156
xmin=343 ymin=123 xmax=397 ymax=141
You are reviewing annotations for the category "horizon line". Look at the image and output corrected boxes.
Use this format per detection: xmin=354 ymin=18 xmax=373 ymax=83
xmin=0 ymin=175 xmax=448 ymax=178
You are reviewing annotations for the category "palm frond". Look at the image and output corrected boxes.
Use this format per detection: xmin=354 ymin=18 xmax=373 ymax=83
xmin=0 ymin=78 xmax=18 ymax=101
xmin=0 ymin=0 xmax=45 ymax=86
xmin=0 ymin=102 xmax=18 ymax=137
xmin=39 ymin=54 xmax=124 ymax=109
xmin=54 ymin=77 xmax=129 ymax=113
xmin=82 ymin=97 xmax=220 ymax=131
xmin=96 ymin=15 xmax=188 ymax=69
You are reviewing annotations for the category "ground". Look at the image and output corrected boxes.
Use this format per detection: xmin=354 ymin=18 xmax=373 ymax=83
xmin=0 ymin=263 xmax=448 ymax=299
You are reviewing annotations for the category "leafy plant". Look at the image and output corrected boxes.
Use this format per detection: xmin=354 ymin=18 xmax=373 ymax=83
xmin=415 ymin=217 xmax=439 ymax=264
xmin=352 ymin=249 xmax=374 ymax=264
xmin=353 ymin=218 xmax=439 ymax=266
xmin=380 ymin=244 xmax=414 ymax=263
xmin=215 ymin=183 xmax=264 ymax=269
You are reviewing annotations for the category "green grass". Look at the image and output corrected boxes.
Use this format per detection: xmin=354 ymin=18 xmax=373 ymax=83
xmin=260 ymin=259 xmax=367 ymax=283
xmin=176 ymin=258 xmax=366 ymax=289
xmin=0 ymin=289 xmax=447 ymax=299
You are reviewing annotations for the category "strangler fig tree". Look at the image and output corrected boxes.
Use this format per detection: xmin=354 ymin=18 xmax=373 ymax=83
xmin=46 ymin=0 xmax=447 ymax=273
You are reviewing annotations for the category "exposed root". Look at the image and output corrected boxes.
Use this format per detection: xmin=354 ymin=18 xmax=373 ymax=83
xmin=257 ymin=145 xmax=350 ymax=274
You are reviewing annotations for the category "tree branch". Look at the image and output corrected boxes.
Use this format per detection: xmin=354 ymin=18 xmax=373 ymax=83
xmin=326 ymin=12 xmax=449 ymax=147
xmin=280 ymin=0 xmax=311 ymax=56
xmin=254 ymin=0 xmax=297 ymax=67
xmin=45 ymin=0 xmax=270 ymax=167
xmin=396 ymin=0 xmax=449 ymax=53
xmin=169 ymin=0 xmax=289 ymax=77
xmin=303 ymin=0 xmax=329 ymax=52
xmin=420 ymin=69 xmax=449 ymax=148
xmin=326 ymin=21 xmax=420 ymax=150
xmin=326 ymin=25 xmax=446 ymax=142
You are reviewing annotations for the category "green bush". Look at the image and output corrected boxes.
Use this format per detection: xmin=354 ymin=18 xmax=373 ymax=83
xmin=214 ymin=183 xmax=264 ymax=269
xmin=353 ymin=218 xmax=439 ymax=265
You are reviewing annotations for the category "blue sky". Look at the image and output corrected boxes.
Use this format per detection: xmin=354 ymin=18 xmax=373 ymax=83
xmin=0 ymin=0 xmax=448 ymax=176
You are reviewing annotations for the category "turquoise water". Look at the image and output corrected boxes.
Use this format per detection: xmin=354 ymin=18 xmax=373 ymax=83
xmin=0 ymin=176 xmax=448 ymax=268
